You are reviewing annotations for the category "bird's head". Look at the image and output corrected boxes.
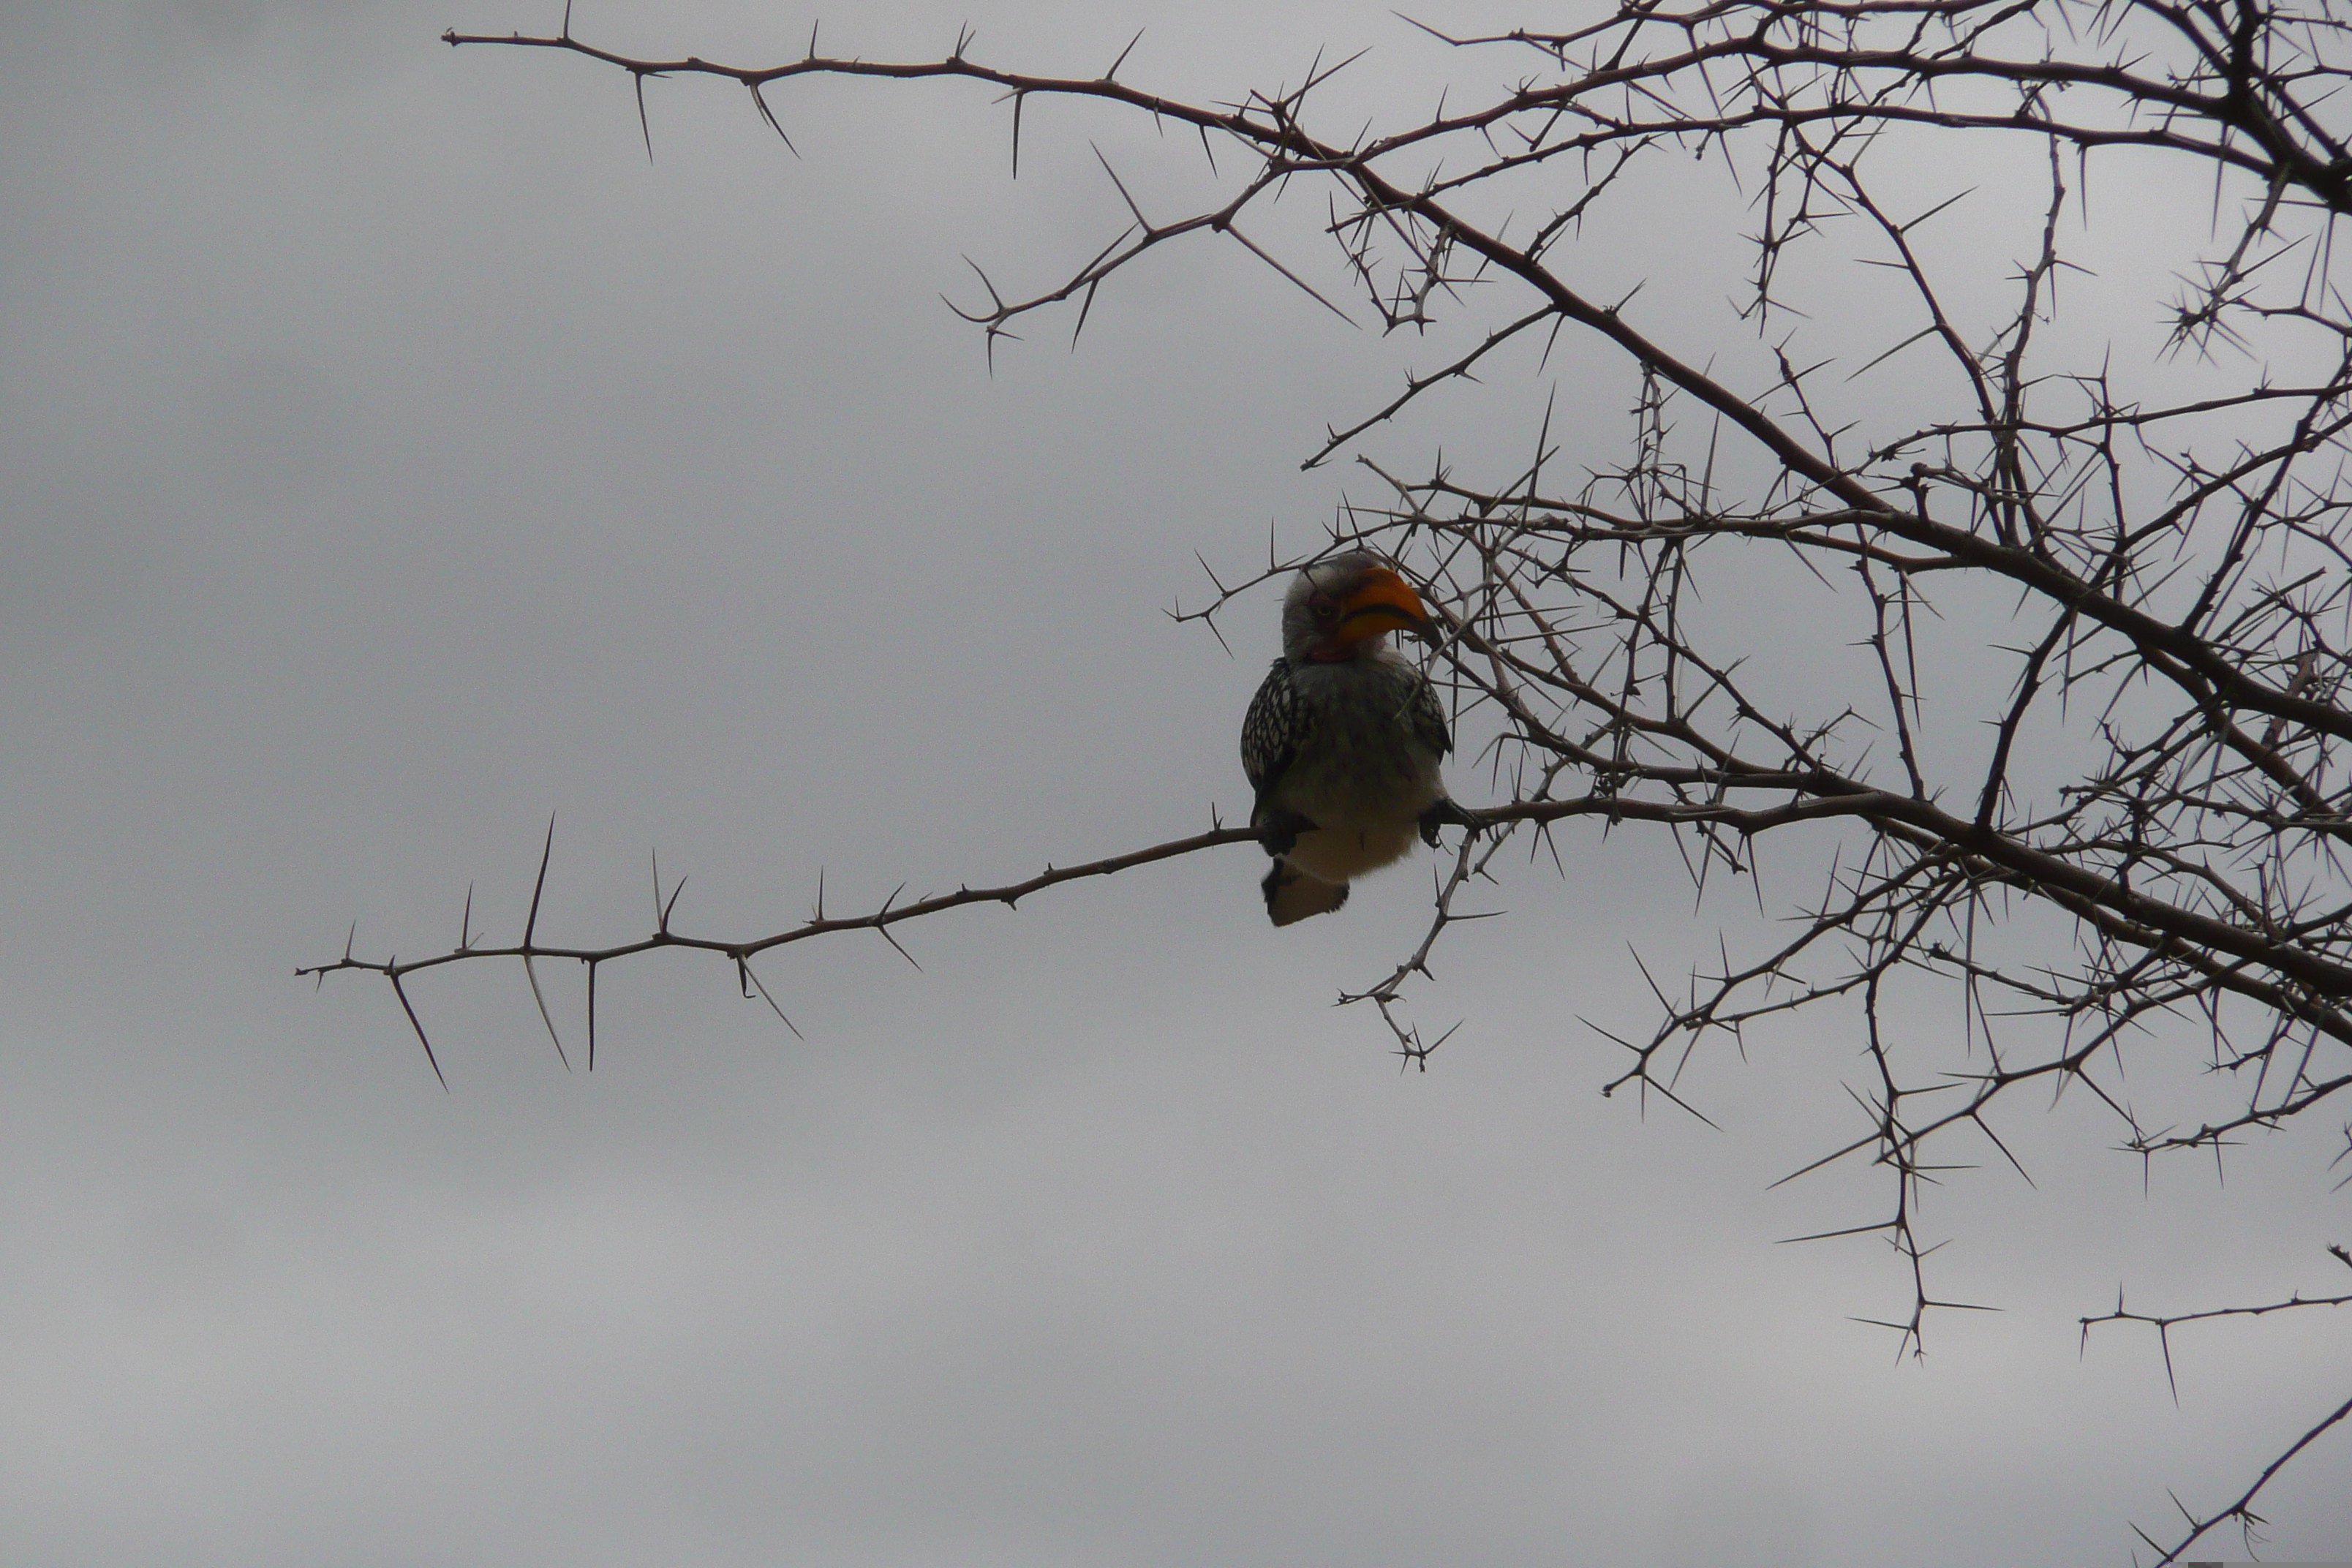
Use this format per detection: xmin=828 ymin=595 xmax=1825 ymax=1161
xmin=1281 ymin=552 xmax=1435 ymax=665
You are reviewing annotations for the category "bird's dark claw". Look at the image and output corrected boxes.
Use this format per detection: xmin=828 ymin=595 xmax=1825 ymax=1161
xmin=1256 ymin=810 xmax=1316 ymax=859
xmin=1418 ymin=797 xmax=1486 ymax=848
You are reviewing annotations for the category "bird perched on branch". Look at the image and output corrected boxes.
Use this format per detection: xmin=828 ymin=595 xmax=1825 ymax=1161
xmin=1240 ymin=551 xmax=1479 ymax=925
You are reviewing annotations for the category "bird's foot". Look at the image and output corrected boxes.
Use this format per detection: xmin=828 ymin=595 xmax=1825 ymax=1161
xmin=1256 ymin=810 xmax=1317 ymax=859
xmin=1418 ymin=796 xmax=1487 ymax=848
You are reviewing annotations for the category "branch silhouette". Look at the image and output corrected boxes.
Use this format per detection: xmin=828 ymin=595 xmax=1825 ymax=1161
xmin=313 ymin=3 xmax=2352 ymax=1550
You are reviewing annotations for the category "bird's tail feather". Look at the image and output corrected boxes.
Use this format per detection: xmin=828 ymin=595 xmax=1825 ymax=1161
xmin=1263 ymin=859 xmax=1350 ymax=926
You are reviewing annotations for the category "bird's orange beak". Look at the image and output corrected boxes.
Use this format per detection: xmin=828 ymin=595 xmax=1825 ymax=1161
xmin=1331 ymin=566 xmax=1433 ymax=647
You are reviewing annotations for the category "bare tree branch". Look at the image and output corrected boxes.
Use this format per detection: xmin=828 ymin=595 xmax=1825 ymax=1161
xmin=312 ymin=4 xmax=2352 ymax=1548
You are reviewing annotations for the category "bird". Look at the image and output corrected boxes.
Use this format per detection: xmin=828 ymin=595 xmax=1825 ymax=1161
xmin=1240 ymin=551 xmax=1480 ymax=925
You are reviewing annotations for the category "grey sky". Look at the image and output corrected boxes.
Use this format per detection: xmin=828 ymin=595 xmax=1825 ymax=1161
xmin=2 ymin=3 xmax=2346 ymax=1564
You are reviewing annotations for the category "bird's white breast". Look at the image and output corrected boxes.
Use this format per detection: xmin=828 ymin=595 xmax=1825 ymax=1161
xmin=1273 ymin=652 xmax=1446 ymax=883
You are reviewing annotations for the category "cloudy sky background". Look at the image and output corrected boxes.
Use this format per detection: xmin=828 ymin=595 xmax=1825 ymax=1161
xmin=2 ymin=2 xmax=2347 ymax=1564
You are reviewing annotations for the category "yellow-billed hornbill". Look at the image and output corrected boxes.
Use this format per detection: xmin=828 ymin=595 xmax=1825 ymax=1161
xmin=1240 ymin=552 xmax=1479 ymax=925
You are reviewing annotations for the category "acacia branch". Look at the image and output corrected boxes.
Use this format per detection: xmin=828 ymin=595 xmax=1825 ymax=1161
xmin=2134 ymin=1387 xmax=2352 ymax=1564
xmin=393 ymin=9 xmax=2352 ymax=1548
xmin=304 ymin=819 xmax=1265 ymax=1073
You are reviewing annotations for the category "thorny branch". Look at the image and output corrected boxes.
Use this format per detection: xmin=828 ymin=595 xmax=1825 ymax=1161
xmin=304 ymin=821 xmax=1256 ymax=1073
xmin=2081 ymin=1240 xmax=2352 ymax=1562
xmin=322 ymin=1 xmax=2352 ymax=1550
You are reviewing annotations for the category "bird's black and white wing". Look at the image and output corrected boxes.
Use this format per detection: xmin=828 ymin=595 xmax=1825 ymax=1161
xmin=1408 ymin=669 xmax=1452 ymax=759
xmin=1241 ymin=658 xmax=1308 ymax=821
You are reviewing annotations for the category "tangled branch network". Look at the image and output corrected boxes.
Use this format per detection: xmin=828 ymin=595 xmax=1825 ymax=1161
xmin=303 ymin=4 xmax=2352 ymax=1556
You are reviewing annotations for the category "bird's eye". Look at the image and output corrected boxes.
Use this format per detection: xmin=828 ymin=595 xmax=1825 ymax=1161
xmin=1311 ymin=599 xmax=1338 ymax=623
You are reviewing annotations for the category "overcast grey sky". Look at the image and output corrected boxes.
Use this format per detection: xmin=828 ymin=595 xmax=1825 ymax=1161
xmin=1 ymin=3 xmax=2346 ymax=1564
